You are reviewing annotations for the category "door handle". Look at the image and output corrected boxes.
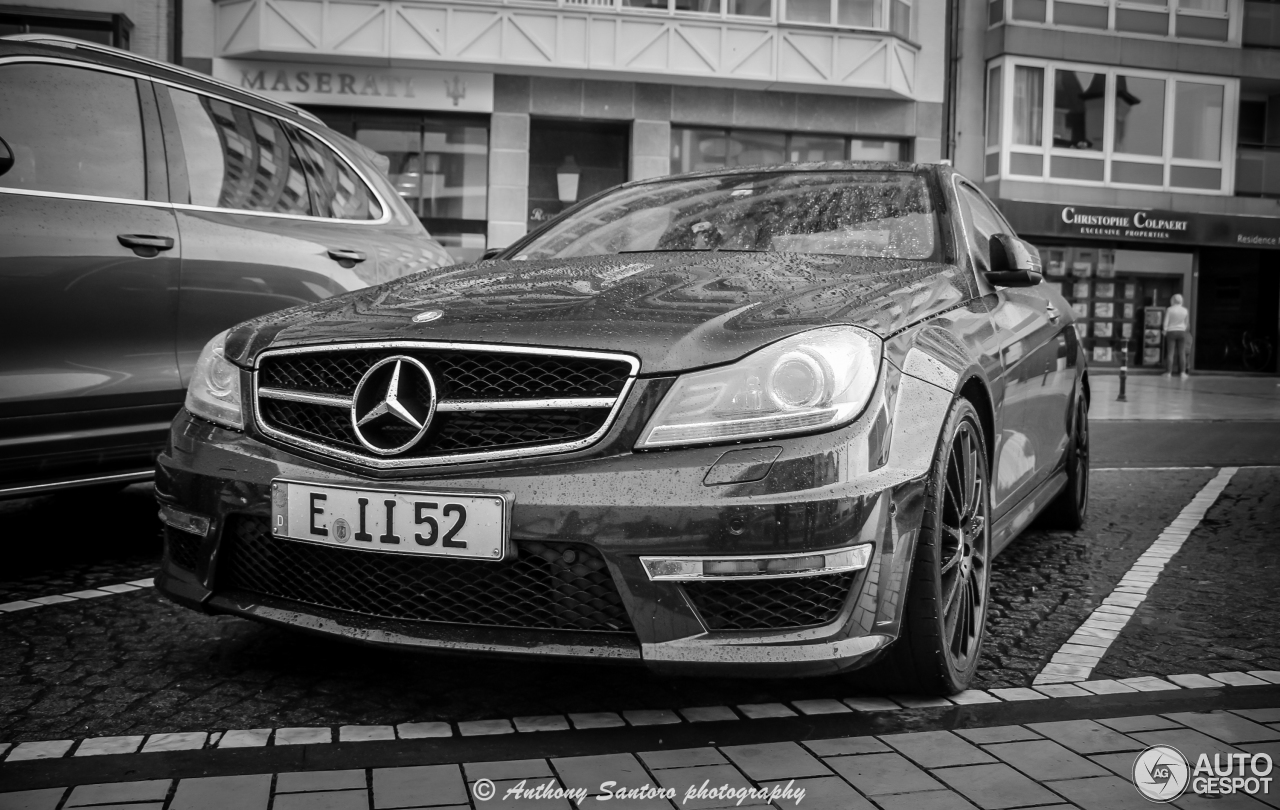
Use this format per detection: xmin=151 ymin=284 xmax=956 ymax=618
xmin=118 ymin=234 xmax=175 ymax=257
xmin=328 ymin=248 xmax=367 ymax=266
xmin=1045 ymin=303 xmax=1060 ymax=323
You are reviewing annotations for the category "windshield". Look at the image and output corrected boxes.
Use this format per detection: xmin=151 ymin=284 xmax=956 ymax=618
xmin=513 ymin=170 xmax=939 ymax=262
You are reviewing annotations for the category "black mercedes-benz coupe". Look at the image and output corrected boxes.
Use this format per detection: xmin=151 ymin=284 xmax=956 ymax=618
xmin=156 ymin=162 xmax=1089 ymax=694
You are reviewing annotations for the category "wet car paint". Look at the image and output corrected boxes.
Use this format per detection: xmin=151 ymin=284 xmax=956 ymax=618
xmin=157 ymin=163 xmax=1088 ymax=676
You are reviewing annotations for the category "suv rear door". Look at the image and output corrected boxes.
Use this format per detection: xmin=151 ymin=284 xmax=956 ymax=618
xmin=0 ymin=57 xmax=181 ymax=486
xmin=154 ymin=84 xmax=392 ymax=382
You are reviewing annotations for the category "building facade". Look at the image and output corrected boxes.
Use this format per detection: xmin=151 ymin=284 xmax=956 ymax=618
xmin=175 ymin=0 xmax=945 ymax=262
xmin=952 ymin=0 xmax=1280 ymax=374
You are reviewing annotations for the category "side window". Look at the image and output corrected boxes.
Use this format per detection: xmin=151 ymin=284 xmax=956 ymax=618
xmin=167 ymin=87 xmax=311 ymax=216
xmin=958 ymin=184 xmax=1012 ymax=271
xmin=0 ymin=63 xmax=145 ymax=200
xmin=286 ymin=125 xmax=382 ymax=220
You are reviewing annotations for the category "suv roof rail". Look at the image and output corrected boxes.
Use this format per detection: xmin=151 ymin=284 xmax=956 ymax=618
xmin=1 ymin=33 xmax=323 ymax=125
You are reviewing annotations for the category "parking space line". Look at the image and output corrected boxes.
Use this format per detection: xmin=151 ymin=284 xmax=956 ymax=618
xmin=0 ymin=578 xmax=155 ymax=613
xmin=1034 ymin=467 xmax=1239 ymax=685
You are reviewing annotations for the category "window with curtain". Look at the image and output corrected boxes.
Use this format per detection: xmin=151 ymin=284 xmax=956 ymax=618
xmin=987 ymin=66 xmax=1003 ymax=147
xmin=1013 ymin=65 xmax=1044 ymax=146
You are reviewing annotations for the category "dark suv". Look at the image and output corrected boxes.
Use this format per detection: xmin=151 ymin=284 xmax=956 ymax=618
xmin=0 ymin=36 xmax=452 ymax=498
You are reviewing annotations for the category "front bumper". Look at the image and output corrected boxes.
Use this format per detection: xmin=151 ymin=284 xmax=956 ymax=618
xmin=156 ymin=375 xmax=935 ymax=677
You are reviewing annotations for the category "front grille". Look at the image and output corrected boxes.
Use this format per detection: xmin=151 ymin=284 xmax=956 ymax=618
xmin=221 ymin=516 xmax=635 ymax=635
xmin=683 ymin=572 xmax=855 ymax=631
xmin=165 ymin=527 xmax=203 ymax=572
xmin=255 ymin=343 xmax=635 ymax=466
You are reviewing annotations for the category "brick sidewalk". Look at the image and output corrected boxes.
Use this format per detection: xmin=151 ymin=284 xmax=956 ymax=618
xmin=6 ymin=706 xmax=1279 ymax=810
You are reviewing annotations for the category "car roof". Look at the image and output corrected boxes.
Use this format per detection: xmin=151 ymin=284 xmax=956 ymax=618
xmin=0 ymin=34 xmax=323 ymax=126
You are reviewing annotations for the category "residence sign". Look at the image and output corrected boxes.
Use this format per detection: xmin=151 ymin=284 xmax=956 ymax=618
xmin=211 ymin=59 xmax=494 ymax=113
xmin=1001 ymin=201 xmax=1280 ymax=250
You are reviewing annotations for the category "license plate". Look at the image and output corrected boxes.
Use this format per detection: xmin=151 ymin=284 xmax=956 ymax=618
xmin=271 ymin=480 xmax=511 ymax=561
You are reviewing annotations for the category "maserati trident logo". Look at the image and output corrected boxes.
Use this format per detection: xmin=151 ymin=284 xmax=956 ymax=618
xmin=350 ymin=356 xmax=436 ymax=456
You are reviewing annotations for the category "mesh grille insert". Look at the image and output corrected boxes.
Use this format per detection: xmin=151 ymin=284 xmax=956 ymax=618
xmin=165 ymin=528 xmax=203 ymax=572
xmin=255 ymin=345 xmax=633 ymax=464
xmin=682 ymin=573 xmax=855 ymax=631
xmin=222 ymin=516 xmax=635 ymax=635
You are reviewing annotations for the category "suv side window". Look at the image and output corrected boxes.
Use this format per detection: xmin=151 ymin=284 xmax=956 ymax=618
xmin=958 ymin=183 xmax=1013 ymax=273
xmin=0 ymin=63 xmax=146 ymax=200
xmin=167 ymin=87 xmax=311 ymax=216
xmin=286 ymin=126 xmax=382 ymax=220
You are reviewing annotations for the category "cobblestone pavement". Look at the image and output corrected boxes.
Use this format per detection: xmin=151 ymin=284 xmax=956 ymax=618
xmin=4 ymin=466 xmax=1268 ymax=746
xmin=1098 ymin=466 xmax=1280 ymax=679
xmin=7 ymin=702 xmax=1280 ymax=810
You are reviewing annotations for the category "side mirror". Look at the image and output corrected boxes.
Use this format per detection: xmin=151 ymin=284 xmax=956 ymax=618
xmin=0 ymin=136 xmax=13 ymax=178
xmin=986 ymin=233 xmax=1043 ymax=287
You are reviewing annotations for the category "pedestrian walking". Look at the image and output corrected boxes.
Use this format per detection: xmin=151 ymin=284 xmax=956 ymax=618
xmin=1163 ymin=294 xmax=1191 ymax=378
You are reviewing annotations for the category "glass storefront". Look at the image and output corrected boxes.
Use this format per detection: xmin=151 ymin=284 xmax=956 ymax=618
xmin=669 ymin=127 xmax=908 ymax=174
xmin=308 ymin=107 xmax=490 ymax=263
xmin=1035 ymin=245 xmax=1191 ymax=369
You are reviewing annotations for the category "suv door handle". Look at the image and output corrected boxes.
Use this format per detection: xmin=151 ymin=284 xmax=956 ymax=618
xmin=118 ymin=234 xmax=175 ymax=256
xmin=1045 ymin=302 xmax=1060 ymax=323
xmin=328 ymin=248 xmax=367 ymax=265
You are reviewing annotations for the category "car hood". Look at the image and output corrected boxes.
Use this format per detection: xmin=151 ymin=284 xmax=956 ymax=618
xmin=226 ymin=252 xmax=975 ymax=374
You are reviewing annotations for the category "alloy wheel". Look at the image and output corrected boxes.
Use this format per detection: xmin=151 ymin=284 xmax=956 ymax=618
xmin=938 ymin=420 xmax=989 ymax=670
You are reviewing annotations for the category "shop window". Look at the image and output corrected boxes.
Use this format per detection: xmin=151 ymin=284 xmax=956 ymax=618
xmin=670 ymin=127 xmax=907 ymax=175
xmin=1038 ymin=245 xmax=1190 ymax=368
xmin=0 ymin=7 xmax=131 ymax=49
xmin=308 ymin=108 xmax=490 ymax=263
xmin=985 ymin=57 xmax=1234 ymax=193
xmin=527 ymin=119 xmax=629 ymax=229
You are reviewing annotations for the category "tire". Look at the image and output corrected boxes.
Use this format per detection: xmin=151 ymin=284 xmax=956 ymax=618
xmin=861 ymin=398 xmax=993 ymax=696
xmin=1041 ymin=392 xmax=1089 ymax=531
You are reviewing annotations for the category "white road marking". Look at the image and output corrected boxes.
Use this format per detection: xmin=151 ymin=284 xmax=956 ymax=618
xmin=1035 ymin=467 xmax=1239 ymax=685
xmin=0 ymin=578 xmax=155 ymax=613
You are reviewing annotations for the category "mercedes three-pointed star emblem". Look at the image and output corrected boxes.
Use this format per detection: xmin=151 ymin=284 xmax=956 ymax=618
xmin=350 ymin=356 xmax=437 ymax=456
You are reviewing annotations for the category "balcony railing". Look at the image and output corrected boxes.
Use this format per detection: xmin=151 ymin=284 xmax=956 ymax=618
xmin=1236 ymin=145 xmax=1280 ymax=198
xmin=1243 ymin=0 xmax=1280 ymax=48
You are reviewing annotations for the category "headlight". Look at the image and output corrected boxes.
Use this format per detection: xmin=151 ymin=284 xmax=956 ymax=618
xmin=636 ymin=326 xmax=881 ymax=448
xmin=185 ymin=330 xmax=244 ymax=430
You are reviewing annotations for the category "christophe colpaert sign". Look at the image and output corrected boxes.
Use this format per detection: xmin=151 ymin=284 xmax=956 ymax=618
xmin=1059 ymin=206 xmax=1189 ymax=240
xmin=212 ymin=59 xmax=493 ymax=113
xmin=1001 ymin=201 xmax=1280 ymax=250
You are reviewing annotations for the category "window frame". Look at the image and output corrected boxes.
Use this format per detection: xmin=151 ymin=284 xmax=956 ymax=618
xmin=0 ymin=57 xmax=163 ymax=205
xmin=0 ymin=55 xmax=391 ymax=225
xmin=987 ymin=0 xmax=1242 ymax=44
xmin=983 ymin=56 xmax=1237 ymax=195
